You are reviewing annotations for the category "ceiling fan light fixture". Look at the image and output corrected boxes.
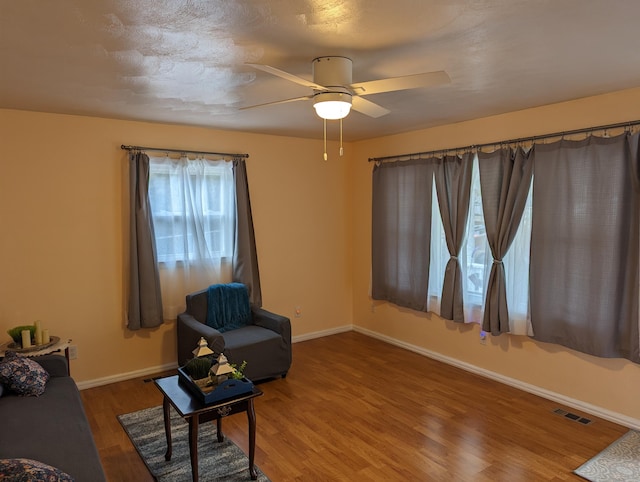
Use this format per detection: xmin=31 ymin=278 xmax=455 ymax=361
xmin=313 ymin=92 xmax=352 ymax=120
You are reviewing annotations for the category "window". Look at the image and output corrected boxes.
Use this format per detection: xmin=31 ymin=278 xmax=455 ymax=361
xmin=371 ymin=159 xmax=434 ymax=311
xmin=429 ymin=156 xmax=493 ymax=322
xmin=528 ymin=135 xmax=638 ymax=360
xmin=428 ymin=155 xmax=532 ymax=329
xmin=148 ymin=155 xmax=235 ymax=318
xmin=149 ymin=156 xmax=235 ymax=263
xmin=373 ymin=132 xmax=639 ymax=362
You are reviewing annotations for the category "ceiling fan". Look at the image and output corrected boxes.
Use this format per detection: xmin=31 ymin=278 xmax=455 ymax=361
xmin=242 ymin=56 xmax=451 ymax=120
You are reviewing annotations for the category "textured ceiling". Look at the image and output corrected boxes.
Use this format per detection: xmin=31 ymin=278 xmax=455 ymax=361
xmin=2 ymin=0 xmax=640 ymax=141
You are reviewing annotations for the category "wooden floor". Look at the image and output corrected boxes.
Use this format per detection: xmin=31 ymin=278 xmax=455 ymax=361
xmin=81 ymin=331 xmax=628 ymax=481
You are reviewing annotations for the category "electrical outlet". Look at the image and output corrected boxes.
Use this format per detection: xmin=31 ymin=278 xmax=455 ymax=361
xmin=68 ymin=345 xmax=78 ymax=359
xmin=294 ymin=306 xmax=302 ymax=318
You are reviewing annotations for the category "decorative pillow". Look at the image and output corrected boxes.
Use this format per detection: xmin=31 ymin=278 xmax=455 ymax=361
xmin=0 ymin=458 xmax=74 ymax=481
xmin=0 ymin=351 xmax=49 ymax=396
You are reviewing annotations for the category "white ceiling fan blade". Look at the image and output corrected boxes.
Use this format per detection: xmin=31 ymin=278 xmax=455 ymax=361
xmin=246 ymin=63 xmax=327 ymax=90
xmin=240 ymin=95 xmax=312 ymax=111
xmin=351 ymin=71 xmax=450 ymax=96
xmin=351 ymin=96 xmax=390 ymax=118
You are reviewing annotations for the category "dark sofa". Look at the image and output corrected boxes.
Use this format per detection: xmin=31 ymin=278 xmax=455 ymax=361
xmin=0 ymin=355 xmax=106 ymax=481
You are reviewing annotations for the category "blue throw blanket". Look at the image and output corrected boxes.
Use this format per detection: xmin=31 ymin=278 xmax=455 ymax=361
xmin=206 ymin=283 xmax=252 ymax=333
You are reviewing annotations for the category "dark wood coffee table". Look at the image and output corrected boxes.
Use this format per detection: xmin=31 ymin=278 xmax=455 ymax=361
xmin=154 ymin=375 xmax=263 ymax=481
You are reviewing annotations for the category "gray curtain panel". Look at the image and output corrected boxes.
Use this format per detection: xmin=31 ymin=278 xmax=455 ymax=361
xmin=232 ymin=158 xmax=262 ymax=308
xmin=128 ymin=152 xmax=164 ymax=329
xmin=371 ymin=159 xmax=434 ymax=311
xmin=530 ymin=134 xmax=639 ymax=362
xmin=630 ymin=131 xmax=640 ymax=191
xmin=478 ymin=147 xmax=533 ymax=335
xmin=434 ymin=153 xmax=473 ymax=323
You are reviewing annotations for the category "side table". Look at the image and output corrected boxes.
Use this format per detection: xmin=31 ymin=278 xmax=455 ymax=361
xmin=154 ymin=375 xmax=263 ymax=481
xmin=0 ymin=338 xmax=72 ymax=375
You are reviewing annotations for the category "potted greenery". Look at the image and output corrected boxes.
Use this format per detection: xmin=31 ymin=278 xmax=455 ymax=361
xmin=7 ymin=325 xmax=36 ymax=345
xmin=183 ymin=356 xmax=213 ymax=388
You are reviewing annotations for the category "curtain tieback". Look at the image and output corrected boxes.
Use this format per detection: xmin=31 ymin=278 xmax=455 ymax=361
xmin=493 ymin=259 xmax=503 ymax=264
xmin=451 ymin=256 xmax=458 ymax=260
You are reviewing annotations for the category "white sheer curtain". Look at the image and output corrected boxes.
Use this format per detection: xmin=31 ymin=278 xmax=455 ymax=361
xmin=429 ymin=154 xmax=532 ymax=332
xmin=148 ymin=155 xmax=235 ymax=319
xmin=428 ymin=180 xmax=446 ymax=313
xmin=503 ymin=181 xmax=533 ymax=335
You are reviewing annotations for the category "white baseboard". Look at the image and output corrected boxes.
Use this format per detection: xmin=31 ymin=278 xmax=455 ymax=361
xmin=292 ymin=324 xmax=353 ymax=343
xmin=76 ymin=326 xmax=352 ymax=390
xmin=353 ymin=325 xmax=640 ymax=430
xmin=76 ymin=325 xmax=640 ymax=430
xmin=77 ymin=362 xmax=178 ymax=390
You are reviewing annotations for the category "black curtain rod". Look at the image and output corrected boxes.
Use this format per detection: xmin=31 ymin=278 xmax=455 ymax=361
xmin=368 ymin=118 xmax=640 ymax=163
xmin=121 ymin=144 xmax=249 ymax=159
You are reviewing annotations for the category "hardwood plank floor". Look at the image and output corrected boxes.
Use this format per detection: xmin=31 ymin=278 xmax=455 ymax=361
xmin=81 ymin=331 xmax=628 ymax=481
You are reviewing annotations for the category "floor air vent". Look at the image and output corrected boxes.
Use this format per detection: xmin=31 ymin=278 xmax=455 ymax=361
xmin=553 ymin=408 xmax=592 ymax=425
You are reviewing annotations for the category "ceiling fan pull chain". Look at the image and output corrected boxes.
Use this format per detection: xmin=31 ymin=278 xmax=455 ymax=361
xmin=323 ymin=118 xmax=328 ymax=161
xmin=340 ymin=119 xmax=344 ymax=156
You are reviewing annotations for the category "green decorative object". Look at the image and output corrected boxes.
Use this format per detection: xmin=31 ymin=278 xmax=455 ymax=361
xmin=184 ymin=357 xmax=212 ymax=380
xmin=7 ymin=325 xmax=36 ymax=344
xmin=230 ymin=360 xmax=247 ymax=380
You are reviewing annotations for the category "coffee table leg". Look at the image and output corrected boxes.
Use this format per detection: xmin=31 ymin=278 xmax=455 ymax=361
xmin=217 ymin=417 xmax=224 ymax=442
xmin=163 ymin=396 xmax=172 ymax=461
xmin=247 ymin=399 xmax=257 ymax=480
xmin=188 ymin=415 xmax=199 ymax=482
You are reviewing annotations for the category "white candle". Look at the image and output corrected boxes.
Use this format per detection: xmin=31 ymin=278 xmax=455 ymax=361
xmin=34 ymin=320 xmax=42 ymax=345
xmin=42 ymin=329 xmax=50 ymax=344
xmin=21 ymin=330 xmax=32 ymax=348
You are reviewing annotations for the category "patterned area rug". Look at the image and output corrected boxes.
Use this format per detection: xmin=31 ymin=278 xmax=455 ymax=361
xmin=118 ymin=406 xmax=270 ymax=482
xmin=574 ymin=430 xmax=640 ymax=481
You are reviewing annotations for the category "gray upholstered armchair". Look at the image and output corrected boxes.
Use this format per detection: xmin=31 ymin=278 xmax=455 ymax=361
xmin=177 ymin=283 xmax=291 ymax=381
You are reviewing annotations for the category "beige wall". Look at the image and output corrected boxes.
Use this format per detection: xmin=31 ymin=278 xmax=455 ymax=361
xmin=350 ymin=86 xmax=640 ymax=424
xmin=0 ymin=110 xmax=352 ymax=383
xmin=2 ymin=86 xmax=640 ymax=424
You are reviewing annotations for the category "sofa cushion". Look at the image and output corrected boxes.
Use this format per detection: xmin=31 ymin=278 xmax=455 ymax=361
xmin=0 ymin=458 xmax=74 ymax=481
xmin=0 ymin=351 xmax=49 ymax=397
xmin=222 ymin=325 xmax=290 ymax=380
